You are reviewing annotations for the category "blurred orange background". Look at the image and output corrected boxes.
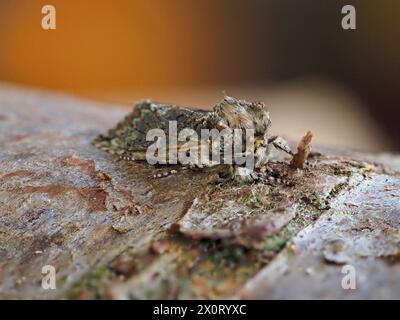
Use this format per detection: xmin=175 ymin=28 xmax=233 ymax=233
xmin=0 ymin=0 xmax=399 ymax=151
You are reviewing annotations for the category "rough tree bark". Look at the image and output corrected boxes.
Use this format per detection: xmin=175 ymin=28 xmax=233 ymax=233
xmin=0 ymin=84 xmax=399 ymax=299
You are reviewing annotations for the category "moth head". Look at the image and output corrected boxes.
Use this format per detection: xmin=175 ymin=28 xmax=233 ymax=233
xmin=248 ymin=101 xmax=271 ymax=135
xmin=213 ymin=96 xmax=271 ymax=134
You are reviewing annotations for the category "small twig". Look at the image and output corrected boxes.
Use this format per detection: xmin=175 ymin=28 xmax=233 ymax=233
xmin=290 ymin=131 xmax=313 ymax=169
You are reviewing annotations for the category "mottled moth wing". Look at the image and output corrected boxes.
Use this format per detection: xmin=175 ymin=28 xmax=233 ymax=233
xmin=92 ymin=100 xmax=210 ymax=161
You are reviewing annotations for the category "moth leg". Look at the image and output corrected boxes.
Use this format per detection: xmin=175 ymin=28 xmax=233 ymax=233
xmin=233 ymin=166 xmax=262 ymax=183
xmin=267 ymin=135 xmax=293 ymax=155
xmin=254 ymin=144 xmax=270 ymax=169
xmin=119 ymin=154 xmax=135 ymax=161
xmin=150 ymin=163 xmax=210 ymax=179
xmin=150 ymin=168 xmax=179 ymax=179
xmin=119 ymin=149 xmax=148 ymax=161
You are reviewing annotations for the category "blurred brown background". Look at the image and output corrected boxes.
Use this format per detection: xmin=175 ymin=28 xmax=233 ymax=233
xmin=0 ymin=0 xmax=399 ymax=151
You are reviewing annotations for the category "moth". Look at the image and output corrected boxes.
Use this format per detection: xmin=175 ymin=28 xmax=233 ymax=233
xmin=93 ymin=96 xmax=293 ymax=181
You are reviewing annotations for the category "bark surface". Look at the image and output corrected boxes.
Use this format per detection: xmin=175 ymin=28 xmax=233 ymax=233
xmin=0 ymin=85 xmax=399 ymax=299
